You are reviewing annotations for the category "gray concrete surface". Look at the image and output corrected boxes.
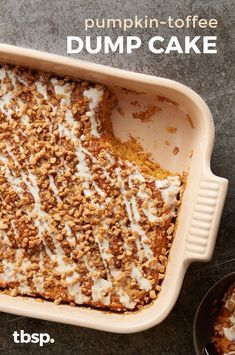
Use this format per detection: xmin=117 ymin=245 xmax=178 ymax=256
xmin=0 ymin=0 xmax=234 ymax=354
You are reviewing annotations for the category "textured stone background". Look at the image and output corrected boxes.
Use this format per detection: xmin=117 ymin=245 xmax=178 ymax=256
xmin=0 ymin=0 xmax=234 ymax=354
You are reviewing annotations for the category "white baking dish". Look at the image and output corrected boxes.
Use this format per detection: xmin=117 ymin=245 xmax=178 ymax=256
xmin=0 ymin=44 xmax=228 ymax=333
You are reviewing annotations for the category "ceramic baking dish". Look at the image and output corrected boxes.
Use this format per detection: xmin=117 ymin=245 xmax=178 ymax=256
xmin=0 ymin=44 xmax=228 ymax=333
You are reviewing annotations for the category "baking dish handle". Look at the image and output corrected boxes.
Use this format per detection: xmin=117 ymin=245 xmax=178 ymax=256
xmin=184 ymin=171 xmax=228 ymax=263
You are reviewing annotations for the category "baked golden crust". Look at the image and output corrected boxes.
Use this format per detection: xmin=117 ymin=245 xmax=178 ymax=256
xmin=0 ymin=64 xmax=183 ymax=311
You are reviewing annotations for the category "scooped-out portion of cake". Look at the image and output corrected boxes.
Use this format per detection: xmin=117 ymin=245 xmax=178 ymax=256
xmin=0 ymin=65 xmax=184 ymax=311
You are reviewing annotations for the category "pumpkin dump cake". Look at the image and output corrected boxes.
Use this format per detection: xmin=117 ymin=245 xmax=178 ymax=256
xmin=212 ymin=283 xmax=235 ymax=354
xmin=0 ymin=65 xmax=184 ymax=311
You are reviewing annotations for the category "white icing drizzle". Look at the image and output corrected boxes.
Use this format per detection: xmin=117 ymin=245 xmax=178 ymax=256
xmin=130 ymin=196 xmax=141 ymax=222
xmin=117 ymin=289 xmax=136 ymax=310
xmin=115 ymin=167 xmax=153 ymax=261
xmin=230 ymin=315 xmax=235 ymax=324
xmin=131 ymin=265 xmax=152 ymax=291
xmin=224 ymin=289 xmax=235 ymax=310
xmin=223 ymin=325 xmax=235 ymax=342
xmin=222 ymin=287 xmax=235 ymax=342
xmin=49 ymin=175 xmax=62 ymax=203
xmin=0 ymin=68 xmax=6 ymax=80
xmin=0 ymin=153 xmax=24 ymax=197
xmin=83 ymin=87 xmax=104 ymax=137
xmin=155 ymin=176 xmax=181 ymax=211
xmin=1 ymin=259 xmax=15 ymax=282
xmin=35 ymin=81 xmax=48 ymax=100
xmin=50 ymin=78 xmax=69 ymax=97
xmin=6 ymin=70 xmax=17 ymax=88
xmin=223 ymin=312 xmax=235 ymax=342
xmin=0 ymin=229 xmax=11 ymax=245
xmin=17 ymin=256 xmax=32 ymax=294
xmin=91 ymin=278 xmax=112 ymax=306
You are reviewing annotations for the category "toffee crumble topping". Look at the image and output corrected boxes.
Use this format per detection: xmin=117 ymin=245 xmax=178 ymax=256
xmin=0 ymin=64 xmax=184 ymax=311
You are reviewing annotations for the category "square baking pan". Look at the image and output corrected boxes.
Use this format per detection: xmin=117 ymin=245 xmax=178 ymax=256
xmin=0 ymin=44 xmax=228 ymax=333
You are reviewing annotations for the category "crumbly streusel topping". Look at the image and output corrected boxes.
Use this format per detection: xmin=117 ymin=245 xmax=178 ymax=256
xmin=0 ymin=65 xmax=183 ymax=311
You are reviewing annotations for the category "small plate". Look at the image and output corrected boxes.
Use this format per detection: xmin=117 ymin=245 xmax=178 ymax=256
xmin=194 ymin=272 xmax=235 ymax=355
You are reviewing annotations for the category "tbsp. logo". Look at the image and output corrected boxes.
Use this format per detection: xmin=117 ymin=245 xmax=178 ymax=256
xmin=13 ymin=330 xmax=55 ymax=347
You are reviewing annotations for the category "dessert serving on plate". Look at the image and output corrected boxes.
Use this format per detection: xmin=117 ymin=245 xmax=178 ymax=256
xmin=0 ymin=64 xmax=184 ymax=311
xmin=212 ymin=283 xmax=235 ymax=354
